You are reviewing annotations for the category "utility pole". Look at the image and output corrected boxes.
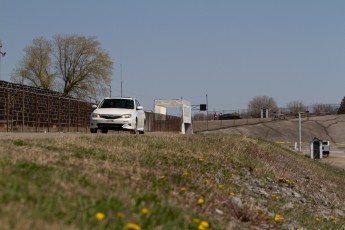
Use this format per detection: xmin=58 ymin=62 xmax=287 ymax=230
xmin=206 ymin=94 xmax=209 ymax=131
xmin=0 ymin=40 xmax=6 ymax=81
xmin=120 ymin=64 xmax=123 ymax=97
xmin=298 ymin=112 xmax=302 ymax=152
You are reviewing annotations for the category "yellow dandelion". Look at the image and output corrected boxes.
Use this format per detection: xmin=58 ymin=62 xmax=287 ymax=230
xmin=200 ymin=220 xmax=209 ymax=228
xmin=330 ymin=215 xmax=337 ymax=224
xmin=274 ymin=214 xmax=284 ymax=223
xmin=197 ymin=198 xmax=204 ymax=204
xmin=198 ymin=225 xmax=206 ymax=230
xmin=229 ymin=192 xmax=235 ymax=196
xmin=203 ymin=178 xmax=209 ymax=184
xmin=198 ymin=158 xmax=204 ymax=161
xmin=95 ymin=212 xmax=105 ymax=220
xmin=315 ymin=217 xmax=320 ymax=222
xmin=141 ymin=207 xmax=148 ymax=215
xmin=116 ymin=212 xmax=125 ymax=218
xmin=181 ymin=187 xmax=187 ymax=191
xmin=125 ymin=223 xmax=141 ymax=230
xmin=218 ymin=184 xmax=224 ymax=189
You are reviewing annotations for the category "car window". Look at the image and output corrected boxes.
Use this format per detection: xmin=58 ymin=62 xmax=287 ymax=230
xmin=99 ymin=99 xmax=134 ymax=109
xmin=125 ymin=100 xmax=134 ymax=109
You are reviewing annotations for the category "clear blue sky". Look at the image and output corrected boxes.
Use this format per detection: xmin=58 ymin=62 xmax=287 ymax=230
xmin=1 ymin=1 xmax=345 ymax=112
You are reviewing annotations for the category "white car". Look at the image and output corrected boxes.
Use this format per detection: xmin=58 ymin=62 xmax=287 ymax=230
xmin=90 ymin=97 xmax=146 ymax=134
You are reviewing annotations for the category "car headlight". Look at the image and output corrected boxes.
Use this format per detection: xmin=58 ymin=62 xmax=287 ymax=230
xmin=91 ymin=113 xmax=101 ymax=118
xmin=121 ymin=114 xmax=132 ymax=118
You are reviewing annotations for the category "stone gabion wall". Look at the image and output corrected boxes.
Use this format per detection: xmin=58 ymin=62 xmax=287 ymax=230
xmin=0 ymin=81 xmax=93 ymax=132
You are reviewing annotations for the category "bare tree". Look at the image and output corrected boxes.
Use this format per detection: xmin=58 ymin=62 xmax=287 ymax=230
xmin=248 ymin=95 xmax=278 ymax=118
xmin=11 ymin=34 xmax=113 ymax=100
xmin=11 ymin=37 xmax=56 ymax=89
xmin=53 ymin=34 xmax=112 ymax=99
xmin=312 ymin=103 xmax=338 ymax=115
xmin=286 ymin=100 xmax=306 ymax=115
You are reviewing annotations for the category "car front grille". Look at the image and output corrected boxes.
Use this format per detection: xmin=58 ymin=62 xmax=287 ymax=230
xmin=97 ymin=123 xmax=124 ymax=130
xmin=101 ymin=114 xmax=121 ymax=119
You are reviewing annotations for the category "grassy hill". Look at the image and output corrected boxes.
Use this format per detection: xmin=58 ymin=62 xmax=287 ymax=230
xmin=194 ymin=115 xmax=345 ymax=144
xmin=0 ymin=134 xmax=344 ymax=229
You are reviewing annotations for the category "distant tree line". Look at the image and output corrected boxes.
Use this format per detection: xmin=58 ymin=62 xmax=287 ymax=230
xmin=193 ymin=95 xmax=341 ymax=120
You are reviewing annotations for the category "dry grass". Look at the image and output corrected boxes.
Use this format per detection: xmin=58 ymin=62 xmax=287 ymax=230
xmin=0 ymin=134 xmax=344 ymax=229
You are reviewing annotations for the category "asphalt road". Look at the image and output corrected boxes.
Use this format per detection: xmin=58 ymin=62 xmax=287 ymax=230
xmin=321 ymin=150 xmax=345 ymax=171
xmin=299 ymin=147 xmax=345 ymax=171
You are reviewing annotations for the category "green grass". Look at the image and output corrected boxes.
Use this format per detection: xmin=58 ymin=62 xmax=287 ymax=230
xmin=0 ymin=134 xmax=344 ymax=229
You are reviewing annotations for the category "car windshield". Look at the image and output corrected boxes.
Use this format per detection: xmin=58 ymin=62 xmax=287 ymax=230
xmin=99 ymin=99 xmax=134 ymax=109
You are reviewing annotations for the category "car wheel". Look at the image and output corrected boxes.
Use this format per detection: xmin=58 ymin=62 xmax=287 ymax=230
xmin=90 ymin=128 xmax=97 ymax=133
xmin=130 ymin=119 xmax=138 ymax=134
xmin=139 ymin=119 xmax=145 ymax=134
xmin=101 ymin=129 xmax=108 ymax=134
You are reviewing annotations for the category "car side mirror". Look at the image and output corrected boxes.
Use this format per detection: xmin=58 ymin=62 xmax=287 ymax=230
xmin=92 ymin=104 xmax=98 ymax=109
xmin=137 ymin=106 xmax=143 ymax=110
